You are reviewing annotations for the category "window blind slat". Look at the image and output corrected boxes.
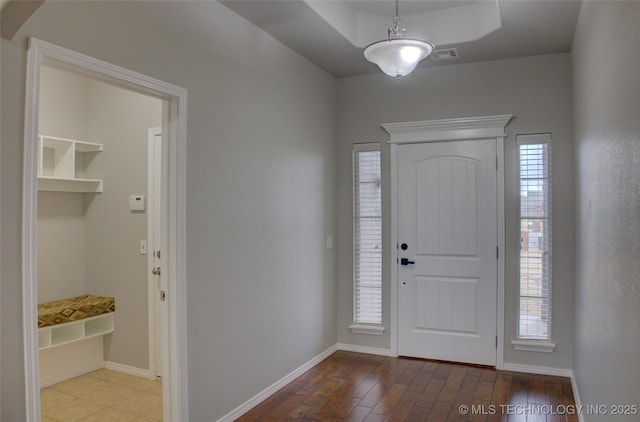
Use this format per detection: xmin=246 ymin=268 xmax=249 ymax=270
xmin=518 ymin=139 xmax=552 ymax=340
xmin=353 ymin=147 xmax=382 ymax=324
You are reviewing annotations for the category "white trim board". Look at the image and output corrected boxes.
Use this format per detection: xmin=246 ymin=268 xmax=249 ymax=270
xmin=147 ymin=126 xmax=163 ymax=379
xmin=21 ymin=38 xmax=188 ymax=422
xmin=382 ymin=115 xmax=512 ymax=144
xmin=511 ymin=340 xmax=556 ymax=353
xmin=105 ymin=361 xmax=155 ymax=380
xmin=336 ymin=343 xmax=393 ymax=357
xmin=217 ymin=345 xmax=338 ymax=422
xmin=348 ymin=324 xmax=385 ymax=336
xmin=570 ymin=374 xmax=585 ymax=422
xmin=501 ymin=363 xmax=573 ymax=378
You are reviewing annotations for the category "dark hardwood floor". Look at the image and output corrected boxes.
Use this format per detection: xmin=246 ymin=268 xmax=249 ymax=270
xmin=237 ymin=351 xmax=577 ymax=421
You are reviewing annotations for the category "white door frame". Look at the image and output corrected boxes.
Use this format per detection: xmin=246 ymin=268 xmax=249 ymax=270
xmin=148 ymin=127 xmax=163 ymax=378
xmin=22 ymin=38 xmax=188 ymax=421
xmin=383 ymin=115 xmax=511 ymax=368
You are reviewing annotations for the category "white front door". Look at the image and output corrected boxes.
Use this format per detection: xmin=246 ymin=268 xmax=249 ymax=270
xmin=397 ymin=139 xmax=498 ymax=366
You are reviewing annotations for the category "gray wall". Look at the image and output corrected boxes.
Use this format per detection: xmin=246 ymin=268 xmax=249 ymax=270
xmin=336 ymin=53 xmax=575 ymax=370
xmin=83 ymin=77 xmax=162 ymax=369
xmin=572 ymin=2 xmax=640 ymax=420
xmin=1 ymin=36 xmax=27 ymax=422
xmin=38 ymin=66 xmax=89 ymax=304
xmin=37 ymin=192 xmax=87 ymax=303
xmin=38 ymin=65 xmax=88 ymax=140
xmin=0 ymin=1 xmax=337 ymax=420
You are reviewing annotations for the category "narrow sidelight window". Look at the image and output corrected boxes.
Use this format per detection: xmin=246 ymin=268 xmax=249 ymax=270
xmin=517 ymin=134 xmax=552 ymax=340
xmin=353 ymin=144 xmax=382 ymax=324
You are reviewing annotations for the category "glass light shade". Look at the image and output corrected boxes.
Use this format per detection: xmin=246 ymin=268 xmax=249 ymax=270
xmin=363 ymin=38 xmax=434 ymax=78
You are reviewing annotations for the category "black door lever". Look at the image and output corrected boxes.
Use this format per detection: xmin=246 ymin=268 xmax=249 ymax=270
xmin=400 ymin=258 xmax=415 ymax=266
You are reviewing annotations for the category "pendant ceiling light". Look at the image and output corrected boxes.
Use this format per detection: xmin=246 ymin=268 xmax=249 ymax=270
xmin=363 ymin=0 xmax=434 ymax=79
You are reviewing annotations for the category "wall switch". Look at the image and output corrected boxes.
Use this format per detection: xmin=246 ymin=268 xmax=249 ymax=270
xmin=140 ymin=240 xmax=148 ymax=255
xmin=129 ymin=195 xmax=146 ymax=211
xmin=326 ymin=235 xmax=333 ymax=249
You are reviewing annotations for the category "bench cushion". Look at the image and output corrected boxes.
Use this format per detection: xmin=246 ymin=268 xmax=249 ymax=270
xmin=38 ymin=294 xmax=115 ymax=328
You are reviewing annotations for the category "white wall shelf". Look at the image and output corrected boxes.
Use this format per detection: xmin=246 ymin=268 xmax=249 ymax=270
xmin=38 ymin=313 xmax=114 ymax=350
xmin=38 ymin=135 xmax=104 ymax=193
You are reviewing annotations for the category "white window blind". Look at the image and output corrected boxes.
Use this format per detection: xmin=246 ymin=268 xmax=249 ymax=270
xmin=353 ymin=144 xmax=382 ymax=324
xmin=517 ymin=134 xmax=552 ymax=340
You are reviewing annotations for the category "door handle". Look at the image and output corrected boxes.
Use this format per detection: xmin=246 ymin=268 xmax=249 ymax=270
xmin=152 ymin=267 xmax=161 ymax=275
xmin=400 ymin=258 xmax=415 ymax=266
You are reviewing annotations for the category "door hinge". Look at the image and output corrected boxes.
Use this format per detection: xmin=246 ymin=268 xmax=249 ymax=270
xmin=496 ymin=246 xmax=499 ymax=260
xmin=496 ymin=336 xmax=498 ymax=348
xmin=496 ymin=155 xmax=499 ymax=169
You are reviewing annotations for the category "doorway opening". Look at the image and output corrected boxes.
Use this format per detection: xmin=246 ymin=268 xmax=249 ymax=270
xmin=22 ymin=38 xmax=187 ymax=421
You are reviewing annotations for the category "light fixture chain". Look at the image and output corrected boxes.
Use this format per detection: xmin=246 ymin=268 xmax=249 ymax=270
xmin=389 ymin=0 xmax=405 ymax=40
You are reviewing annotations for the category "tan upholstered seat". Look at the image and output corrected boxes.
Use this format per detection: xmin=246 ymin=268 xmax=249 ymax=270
xmin=38 ymin=295 xmax=115 ymax=328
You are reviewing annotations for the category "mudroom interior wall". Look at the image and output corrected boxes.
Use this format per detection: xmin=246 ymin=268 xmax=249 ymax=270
xmin=37 ymin=65 xmax=162 ymax=371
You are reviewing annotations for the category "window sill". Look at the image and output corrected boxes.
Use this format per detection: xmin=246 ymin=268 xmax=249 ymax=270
xmin=512 ymin=339 xmax=556 ymax=353
xmin=349 ymin=324 xmax=385 ymax=336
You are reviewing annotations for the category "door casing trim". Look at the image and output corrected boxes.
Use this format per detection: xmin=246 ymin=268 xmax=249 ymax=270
xmin=22 ymin=38 xmax=188 ymax=421
xmin=147 ymin=127 xmax=162 ymax=379
xmin=384 ymin=115 xmax=511 ymax=368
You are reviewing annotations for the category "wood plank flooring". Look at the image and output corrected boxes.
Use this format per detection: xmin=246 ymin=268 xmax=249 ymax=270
xmin=237 ymin=351 xmax=577 ymax=422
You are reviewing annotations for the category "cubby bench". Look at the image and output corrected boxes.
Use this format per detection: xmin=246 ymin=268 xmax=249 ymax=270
xmin=38 ymin=294 xmax=115 ymax=350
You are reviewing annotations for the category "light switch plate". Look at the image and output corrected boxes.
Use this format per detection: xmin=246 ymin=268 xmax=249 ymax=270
xmin=326 ymin=235 xmax=333 ymax=249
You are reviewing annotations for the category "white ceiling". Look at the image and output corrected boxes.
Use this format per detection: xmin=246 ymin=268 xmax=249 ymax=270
xmin=345 ymin=0 xmax=478 ymax=16
xmin=220 ymin=0 xmax=582 ymax=78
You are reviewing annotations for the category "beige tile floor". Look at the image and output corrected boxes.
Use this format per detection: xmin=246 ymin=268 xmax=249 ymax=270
xmin=41 ymin=369 xmax=163 ymax=421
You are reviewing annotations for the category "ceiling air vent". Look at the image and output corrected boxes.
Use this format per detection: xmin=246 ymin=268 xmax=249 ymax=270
xmin=431 ymin=48 xmax=460 ymax=61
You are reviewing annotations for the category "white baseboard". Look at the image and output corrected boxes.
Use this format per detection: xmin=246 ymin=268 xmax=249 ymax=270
xmin=217 ymin=344 xmax=338 ymax=422
xmin=105 ymin=361 xmax=155 ymax=380
xmin=570 ymin=373 xmax=585 ymax=422
xmin=40 ymin=362 xmax=106 ymax=388
xmin=336 ymin=343 xmax=393 ymax=357
xmin=501 ymin=362 xmax=573 ymax=378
